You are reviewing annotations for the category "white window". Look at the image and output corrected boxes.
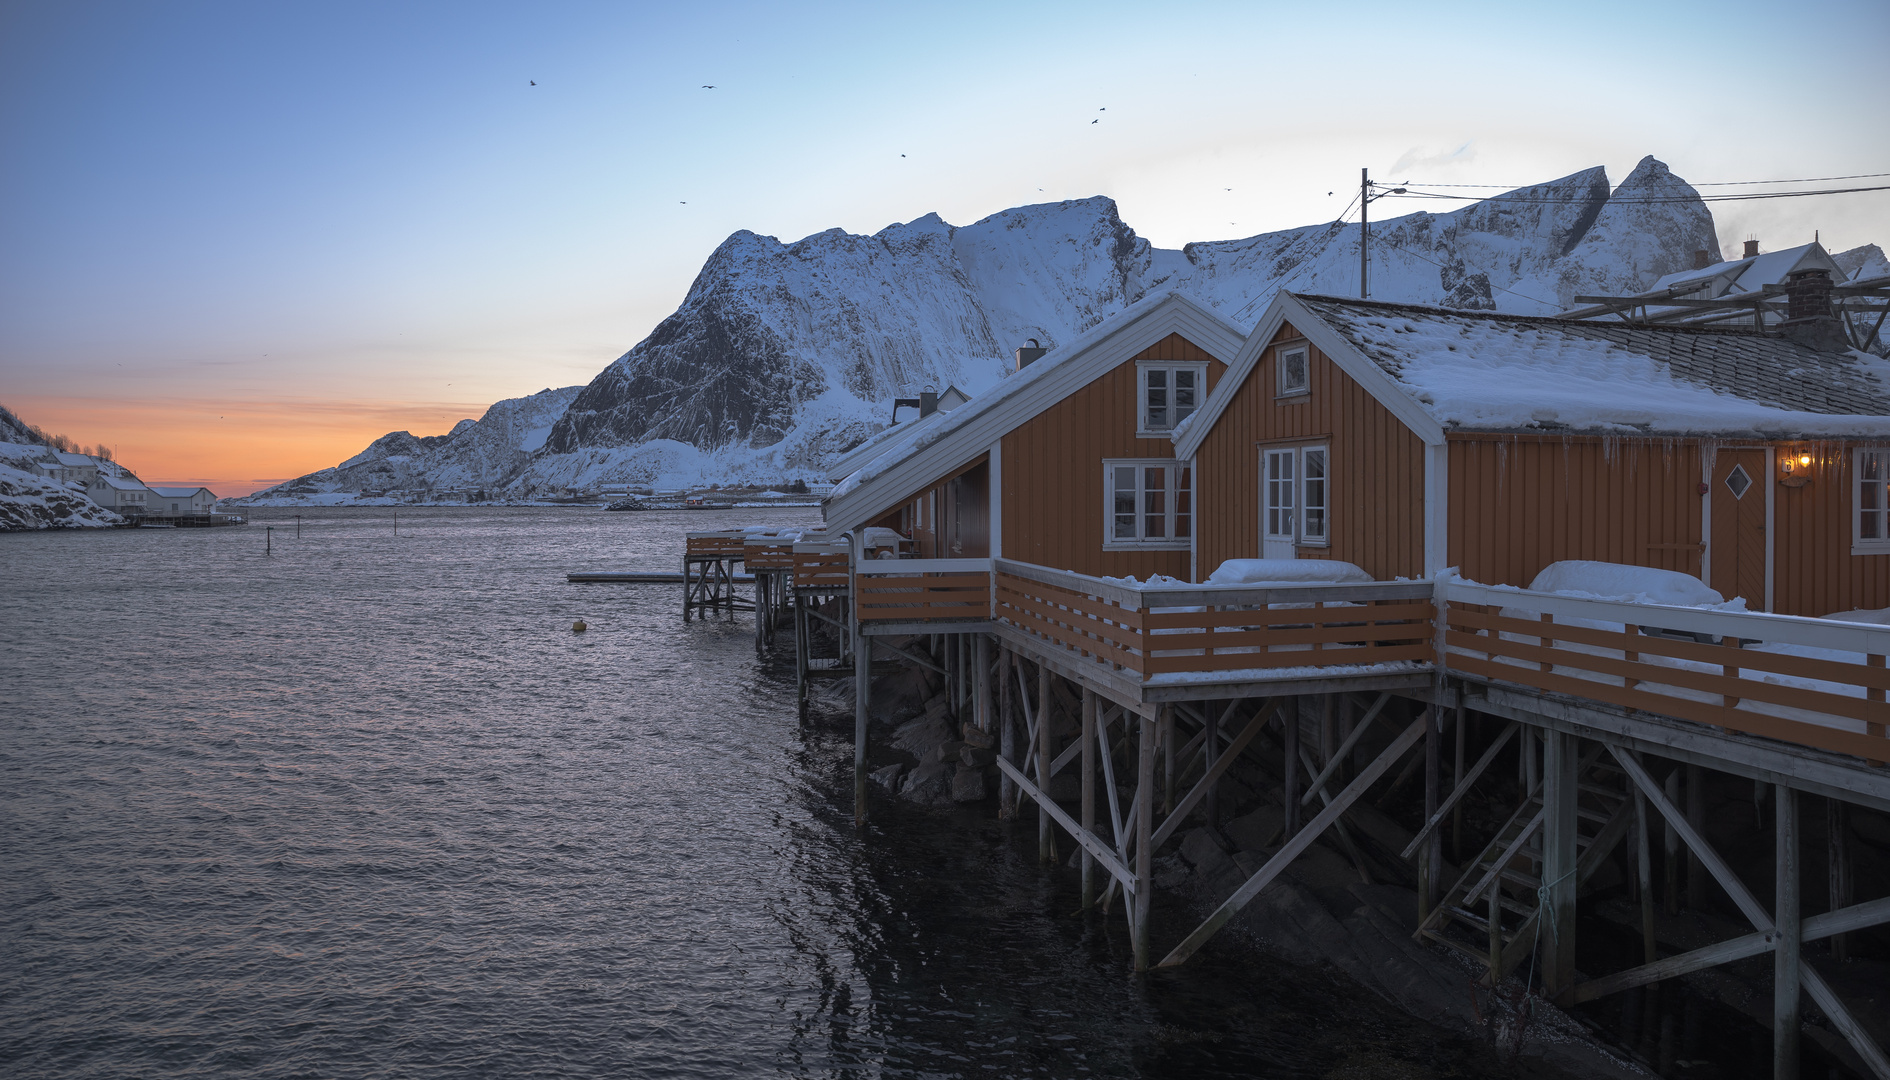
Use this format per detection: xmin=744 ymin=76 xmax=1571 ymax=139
xmin=1277 ymin=343 xmax=1310 ymax=397
xmin=1857 ymin=450 xmax=1890 ymax=553
xmin=1263 ymin=445 xmax=1329 ymax=546
xmin=1138 ymin=363 xmax=1207 ymax=434
xmin=1105 ymin=460 xmax=1192 ymax=547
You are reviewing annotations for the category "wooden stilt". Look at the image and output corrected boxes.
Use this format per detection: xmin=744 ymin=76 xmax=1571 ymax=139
xmin=1081 ymin=688 xmax=1097 ymax=909
xmin=853 ymin=623 xmax=870 ymax=829
xmin=999 ymin=648 xmax=1016 ymax=819
xmin=1664 ymin=765 xmax=1682 ymax=916
xmin=1636 ymin=787 xmax=1657 ymax=966
xmin=1038 ymin=663 xmax=1053 ymax=863
xmin=974 ymin=635 xmax=992 ymax=734
xmin=1829 ymin=797 xmax=1852 ymax=963
xmin=1542 ymin=728 xmax=1579 ymax=1003
xmin=1161 ymin=705 xmax=1175 ymax=816
xmin=1205 ymin=700 xmax=1221 ymax=833
xmin=1422 ymin=702 xmax=1442 ymax=920
xmin=1686 ymin=763 xmax=1707 ymax=910
xmin=1282 ymin=698 xmax=1300 ymax=839
xmin=1453 ymin=696 xmax=1467 ymax=862
xmin=1776 ymin=784 xmax=1801 ymax=1080
xmin=1133 ymin=711 xmax=1156 ymax=972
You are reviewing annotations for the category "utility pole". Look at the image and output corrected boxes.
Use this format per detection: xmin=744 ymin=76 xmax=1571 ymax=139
xmin=1360 ymin=167 xmax=1369 ymax=299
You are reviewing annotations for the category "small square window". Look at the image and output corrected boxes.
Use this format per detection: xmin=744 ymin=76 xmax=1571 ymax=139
xmin=1278 ymin=345 xmax=1309 ymax=396
xmin=1103 ymin=460 xmax=1192 ymax=547
xmin=1139 ymin=363 xmax=1207 ymax=434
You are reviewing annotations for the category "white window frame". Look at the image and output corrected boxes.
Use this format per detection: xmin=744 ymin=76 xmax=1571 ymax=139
xmin=1262 ymin=443 xmax=1330 ymax=548
xmin=1855 ymin=448 xmax=1890 ymax=554
xmin=1136 ymin=361 xmax=1209 ymax=437
xmin=1103 ymin=459 xmax=1193 ymax=550
xmin=1276 ymin=342 xmax=1310 ymax=398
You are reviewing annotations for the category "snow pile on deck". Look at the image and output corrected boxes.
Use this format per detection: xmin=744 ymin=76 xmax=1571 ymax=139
xmin=1208 ymin=559 xmax=1372 ymax=586
xmin=1525 ymin=560 xmax=1740 ymax=609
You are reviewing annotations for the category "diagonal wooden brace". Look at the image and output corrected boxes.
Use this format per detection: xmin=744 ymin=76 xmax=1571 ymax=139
xmin=1149 ymin=698 xmax=1280 ymax=853
xmin=996 ymin=754 xmax=1136 ymax=895
xmin=1158 ymin=712 xmax=1429 ymax=968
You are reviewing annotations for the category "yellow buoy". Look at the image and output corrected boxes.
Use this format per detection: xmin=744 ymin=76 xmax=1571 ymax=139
xmin=572 ymin=620 xmax=588 ymax=632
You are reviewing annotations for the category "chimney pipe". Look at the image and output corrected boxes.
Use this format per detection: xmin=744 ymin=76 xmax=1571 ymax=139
xmin=1743 ymin=239 xmax=1761 ymax=259
xmin=919 ymin=388 xmax=939 ymax=417
xmin=1014 ymin=337 xmax=1047 ymax=371
xmin=1692 ymin=250 xmax=1711 ymax=270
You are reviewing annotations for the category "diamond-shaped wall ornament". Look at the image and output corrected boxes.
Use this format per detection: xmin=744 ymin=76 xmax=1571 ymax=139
xmin=1725 ymin=464 xmax=1753 ymax=499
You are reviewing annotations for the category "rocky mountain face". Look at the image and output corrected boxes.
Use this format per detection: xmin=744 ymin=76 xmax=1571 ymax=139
xmin=251 ymin=156 xmax=1782 ymax=503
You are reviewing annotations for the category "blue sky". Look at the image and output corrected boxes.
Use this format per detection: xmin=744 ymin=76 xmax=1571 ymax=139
xmin=2 ymin=0 xmax=1886 ymax=491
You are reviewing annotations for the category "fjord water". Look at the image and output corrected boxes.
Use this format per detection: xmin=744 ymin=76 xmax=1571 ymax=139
xmin=3 ymin=507 xmax=1517 ymax=1078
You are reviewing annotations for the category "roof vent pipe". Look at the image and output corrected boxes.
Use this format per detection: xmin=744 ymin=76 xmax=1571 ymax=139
xmin=1693 ymin=250 xmax=1711 ymax=270
xmin=1014 ymin=338 xmax=1047 ymax=371
xmin=919 ymin=387 xmax=939 ymax=417
xmin=1743 ymin=238 xmax=1761 ymax=259
xmin=1780 ymin=267 xmax=1847 ymax=352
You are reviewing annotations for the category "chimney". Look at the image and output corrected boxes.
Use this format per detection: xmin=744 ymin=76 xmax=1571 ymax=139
xmin=1743 ymin=238 xmax=1761 ymax=259
xmin=1014 ymin=337 xmax=1047 ymax=371
xmin=918 ymin=387 xmax=939 ymax=417
xmin=1780 ymin=267 xmax=1847 ymax=352
xmin=1692 ymin=250 xmax=1711 ymax=270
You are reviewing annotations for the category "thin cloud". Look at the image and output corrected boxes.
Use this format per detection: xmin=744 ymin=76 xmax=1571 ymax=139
xmin=1389 ymin=141 xmax=1476 ymax=176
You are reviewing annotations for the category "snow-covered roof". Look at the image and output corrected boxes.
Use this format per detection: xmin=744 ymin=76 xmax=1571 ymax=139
xmin=1177 ymin=293 xmax=1890 ymax=455
xmin=53 ymin=451 xmax=97 ymax=466
xmin=1645 ymin=241 xmax=1844 ymax=301
xmin=824 ymin=290 xmax=1247 ymax=532
xmin=92 ymin=475 xmax=149 ymax=491
xmin=148 ymin=486 xmax=213 ymax=498
xmin=821 ymin=384 xmax=971 ymax=482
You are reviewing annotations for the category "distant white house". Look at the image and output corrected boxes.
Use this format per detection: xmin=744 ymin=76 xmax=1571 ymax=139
xmin=47 ymin=450 xmax=101 ymax=486
xmin=88 ymin=473 xmax=151 ymax=513
xmin=147 ymin=485 xmax=217 ymax=516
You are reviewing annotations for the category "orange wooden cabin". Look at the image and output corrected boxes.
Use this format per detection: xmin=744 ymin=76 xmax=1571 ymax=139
xmin=1173 ymin=292 xmax=1890 ymax=617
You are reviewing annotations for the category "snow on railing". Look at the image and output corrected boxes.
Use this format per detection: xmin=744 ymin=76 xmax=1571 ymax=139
xmin=1439 ymin=579 xmax=1890 ymax=762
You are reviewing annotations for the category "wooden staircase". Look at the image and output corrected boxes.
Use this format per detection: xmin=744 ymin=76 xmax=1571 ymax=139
xmin=1416 ymin=744 xmax=1636 ymax=984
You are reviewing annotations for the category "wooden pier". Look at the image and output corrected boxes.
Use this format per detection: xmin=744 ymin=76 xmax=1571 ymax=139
xmin=689 ymin=532 xmax=1890 ymax=1078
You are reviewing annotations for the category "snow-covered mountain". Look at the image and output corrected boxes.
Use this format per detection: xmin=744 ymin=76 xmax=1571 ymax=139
xmin=255 ymin=155 xmax=1852 ymax=503
xmin=243 ymin=385 xmax=581 ymax=504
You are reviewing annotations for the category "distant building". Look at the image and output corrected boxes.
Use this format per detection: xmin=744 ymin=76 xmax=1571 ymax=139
xmin=47 ymin=450 xmax=101 ymax=486
xmin=87 ymin=474 xmax=151 ymax=514
xmin=147 ymin=486 xmax=217 ymax=517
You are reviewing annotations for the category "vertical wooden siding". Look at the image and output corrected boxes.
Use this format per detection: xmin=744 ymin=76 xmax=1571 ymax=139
xmin=1001 ymin=333 xmax=1225 ymax=580
xmin=1448 ymin=435 xmax=1705 ymax=592
xmin=1193 ymin=321 xmax=1427 ymax=581
xmin=1771 ymin=442 xmax=1890 ymax=617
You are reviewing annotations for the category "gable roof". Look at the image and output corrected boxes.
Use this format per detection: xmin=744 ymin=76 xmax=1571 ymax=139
xmin=1177 ymin=293 xmax=1890 ymax=458
xmin=92 ymin=475 xmax=149 ymax=492
xmin=149 ymin=486 xmax=213 ymax=498
xmin=824 ymin=290 xmax=1248 ymax=533
xmin=1646 ymin=241 xmax=1843 ymax=301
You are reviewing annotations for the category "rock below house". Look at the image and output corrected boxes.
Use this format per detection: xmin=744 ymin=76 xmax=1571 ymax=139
xmin=951 ymin=766 xmax=987 ymax=802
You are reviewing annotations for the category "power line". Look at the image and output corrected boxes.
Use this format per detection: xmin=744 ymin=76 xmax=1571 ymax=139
xmin=1401 ymin=170 xmax=1890 ymax=188
xmin=1377 ymin=184 xmax=1890 ymax=205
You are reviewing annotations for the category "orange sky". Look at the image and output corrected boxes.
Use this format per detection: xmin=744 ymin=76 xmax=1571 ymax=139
xmin=8 ymin=393 xmax=496 ymax=498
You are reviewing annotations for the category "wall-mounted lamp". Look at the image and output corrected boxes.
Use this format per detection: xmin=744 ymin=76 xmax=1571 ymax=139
xmin=1780 ymin=452 xmax=1813 ymax=488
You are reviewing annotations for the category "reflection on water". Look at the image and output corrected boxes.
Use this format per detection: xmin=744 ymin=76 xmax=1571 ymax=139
xmin=3 ymin=507 xmax=1532 ymax=1077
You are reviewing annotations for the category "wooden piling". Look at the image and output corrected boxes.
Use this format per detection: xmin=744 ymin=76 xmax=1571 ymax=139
xmin=974 ymin=635 xmax=992 ymax=735
xmin=1686 ymin=763 xmax=1707 ymax=910
xmin=1282 ymin=698 xmax=1300 ymax=839
xmin=1422 ymin=702 xmax=1442 ymax=919
xmin=999 ymin=648 xmax=1016 ymax=819
xmin=1133 ymin=711 xmax=1156 ymax=972
xmin=1205 ymin=700 xmax=1221 ymax=832
xmin=1636 ymin=787 xmax=1657 ymax=966
xmin=853 ymin=621 xmax=870 ymax=828
xmin=1775 ymin=784 xmax=1801 ymax=1080
xmin=1081 ymin=688 xmax=1097 ymax=909
xmin=1542 ymin=728 xmax=1579 ymax=1003
xmin=1038 ymin=663 xmax=1053 ymax=863
xmin=1664 ymin=765 xmax=1682 ymax=916
xmin=1828 ymin=797 xmax=1852 ymax=963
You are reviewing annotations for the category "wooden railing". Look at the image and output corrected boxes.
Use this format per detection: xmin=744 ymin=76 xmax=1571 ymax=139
xmin=686 ymin=530 xmax=748 ymax=559
xmin=1440 ymin=579 xmax=1890 ymax=763
xmin=992 ymin=559 xmax=1435 ymax=683
xmin=790 ymin=542 xmax=852 ymax=591
xmin=743 ymin=534 xmax=796 ymax=570
xmin=855 ymin=558 xmax=993 ymax=623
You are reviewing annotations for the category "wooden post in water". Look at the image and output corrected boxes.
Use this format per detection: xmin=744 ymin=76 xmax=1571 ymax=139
xmin=998 ymin=648 xmax=1016 ymax=819
xmin=1205 ymin=699 xmax=1221 ymax=832
xmin=1161 ymin=706 xmax=1175 ymax=816
xmin=1038 ymin=663 xmax=1053 ymax=863
xmin=1664 ymin=764 xmax=1682 ymax=915
xmin=1775 ymin=784 xmax=1802 ymax=1080
xmin=974 ymin=635 xmax=992 ymax=735
xmin=1081 ymin=688 xmax=1097 ymax=909
xmin=1453 ymin=697 xmax=1467 ymax=861
xmin=1133 ymin=711 xmax=1156 ymax=971
xmin=1636 ymin=787 xmax=1657 ymax=965
xmin=1686 ymin=763 xmax=1707 ymax=910
xmin=1541 ymin=729 xmax=1579 ymax=1003
xmin=1421 ymin=702 xmax=1441 ymax=921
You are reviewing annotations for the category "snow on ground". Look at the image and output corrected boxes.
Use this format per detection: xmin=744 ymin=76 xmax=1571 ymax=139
xmin=0 ymin=447 xmax=121 ymax=530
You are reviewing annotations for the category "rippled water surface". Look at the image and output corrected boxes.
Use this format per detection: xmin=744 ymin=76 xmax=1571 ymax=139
xmin=4 ymin=507 xmax=1523 ymax=1078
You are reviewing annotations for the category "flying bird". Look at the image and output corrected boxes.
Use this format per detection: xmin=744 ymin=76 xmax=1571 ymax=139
xmin=901 ymin=154 xmax=906 ymax=158
xmin=1099 ymin=107 xmax=1105 ymax=111
xmin=1091 ymin=119 xmax=1098 ymax=124
xmin=530 ymin=80 xmax=536 ymax=86
xmin=702 ymin=85 xmax=715 ymax=89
